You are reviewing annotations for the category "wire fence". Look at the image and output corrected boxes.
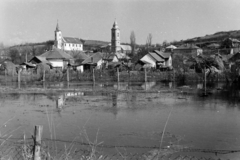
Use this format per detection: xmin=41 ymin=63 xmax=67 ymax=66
xmin=0 ymin=137 xmax=239 ymax=160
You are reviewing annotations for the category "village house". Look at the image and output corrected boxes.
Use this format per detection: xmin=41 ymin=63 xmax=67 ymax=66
xmin=38 ymin=47 xmax=73 ymax=69
xmin=174 ymin=43 xmax=203 ymax=56
xmin=81 ymin=52 xmax=104 ymax=70
xmin=139 ymin=50 xmax=172 ymax=69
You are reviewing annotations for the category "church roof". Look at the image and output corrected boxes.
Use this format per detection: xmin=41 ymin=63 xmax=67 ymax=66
xmin=63 ymin=37 xmax=83 ymax=44
xmin=112 ymin=20 xmax=119 ymax=29
xmin=40 ymin=48 xmax=73 ymax=60
xmin=55 ymin=21 xmax=60 ymax=31
xmin=120 ymin=45 xmax=131 ymax=51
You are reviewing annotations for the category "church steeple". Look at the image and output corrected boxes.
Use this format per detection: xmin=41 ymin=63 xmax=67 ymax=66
xmin=54 ymin=20 xmax=63 ymax=49
xmin=111 ymin=19 xmax=121 ymax=53
xmin=56 ymin=20 xmax=60 ymax=31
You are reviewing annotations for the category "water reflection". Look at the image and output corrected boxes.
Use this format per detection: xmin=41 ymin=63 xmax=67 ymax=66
xmin=141 ymin=82 xmax=156 ymax=90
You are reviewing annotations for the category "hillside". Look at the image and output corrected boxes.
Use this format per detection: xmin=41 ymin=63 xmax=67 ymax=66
xmin=180 ymin=30 xmax=240 ymax=45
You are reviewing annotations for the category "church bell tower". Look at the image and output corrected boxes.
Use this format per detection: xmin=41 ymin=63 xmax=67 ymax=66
xmin=54 ymin=21 xmax=63 ymax=49
xmin=111 ymin=20 xmax=121 ymax=53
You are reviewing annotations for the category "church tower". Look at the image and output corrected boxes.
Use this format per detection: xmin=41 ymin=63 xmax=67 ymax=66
xmin=54 ymin=21 xmax=63 ymax=49
xmin=111 ymin=20 xmax=121 ymax=53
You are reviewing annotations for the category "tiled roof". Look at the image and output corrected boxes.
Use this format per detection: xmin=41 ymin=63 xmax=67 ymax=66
xmin=63 ymin=37 xmax=83 ymax=44
xmin=166 ymin=45 xmax=177 ymax=49
xmin=154 ymin=50 xmax=171 ymax=59
xmin=82 ymin=52 xmax=104 ymax=64
xmin=40 ymin=48 xmax=73 ymax=60
xmin=149 ymin=52 xmax=164 ymax=62
xmin=29 ymin=56 xmax=51 ymax=64
xmin=65 ymin=51 xmax=89 ymax=60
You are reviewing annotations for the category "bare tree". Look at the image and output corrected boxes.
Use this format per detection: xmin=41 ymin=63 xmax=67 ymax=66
xmin=130 ymin=31 xmax=136 ymax=54
xmin=162 ymin=40 xmax=168 ymax=48
xmin=146 ymin=33 xmax=152 ymax=48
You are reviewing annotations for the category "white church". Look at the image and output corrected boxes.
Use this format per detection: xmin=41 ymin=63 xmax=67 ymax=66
xmin=54 ymin=20 xmax=131 ymax=54
xmin=54 ymin=22 xmax=83 ymax=51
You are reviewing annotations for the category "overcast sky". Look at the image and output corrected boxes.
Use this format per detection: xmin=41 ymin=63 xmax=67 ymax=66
xmin=1 ymin=0 xmax=240 ymax=46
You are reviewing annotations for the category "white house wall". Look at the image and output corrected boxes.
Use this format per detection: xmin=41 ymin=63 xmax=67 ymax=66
xmin=140 ymin=55 xmax=156 ymax=68
xmin=165 ymin=56 xmax=172 ymax=67
xmin=96 ymin=59 xmax=103 ymax=69
xmin=76 ymin=66 xmax=84 ymax=72
xmin=63 ymin=43 xmax=83 ymax=51
xmin=49 ymin=60 xmax=64 ymax=69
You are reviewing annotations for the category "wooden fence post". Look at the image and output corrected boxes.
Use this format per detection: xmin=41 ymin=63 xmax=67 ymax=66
xmin=18 ymin=69 xmax=21 ymax=89
xmin=67 ymin=67 xmax=69 ymax=82
xmin=144 ymin=68 xmax=147 ymax=82
xmin=92 ymin=68 xmax=95 ymax=83
xmin=117 ymin=67 xmax=119 ymax=83
xmin=33 ymin=125 xmax=43 ymax=160
xmin=43 ymin=69 xmax=45 ymax=82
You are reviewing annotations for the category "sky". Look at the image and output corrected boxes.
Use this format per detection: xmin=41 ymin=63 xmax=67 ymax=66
xmin=1 ymin=0 xmax=240 ymax=46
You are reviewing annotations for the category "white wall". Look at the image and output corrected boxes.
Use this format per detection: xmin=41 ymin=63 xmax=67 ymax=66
xmin=140 ymin=54 xmax=156 ymax=68
xmin=76 ymin=65 xmax=84 ymax=72
xmin=165 ymin=56 xmax=172 ymax=67
xmin=49 ymin=60 xmax=64 ymax=69
xmin=63 ymin=43 xmax=83 ymax=51
xmin=96 ymin=59 xmax=103 ymax=69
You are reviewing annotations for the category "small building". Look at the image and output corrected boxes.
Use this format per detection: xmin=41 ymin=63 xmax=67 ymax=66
xmin=140 ymin=52 xmax=164 ymax=68
xmin=165 ymin=45 xmax=177 ymax=52
xmin=82 ymin=52 xmax=104 ymax=70
xmin=153 ymin=50 xmax=172 ymax=68
xmin=174 ymin=44 xmax=203 ymax=56
xmin=39 ymin=47 xmax=73 ymax=69
xmin=140 ymin=50 xmax=172 ymax=69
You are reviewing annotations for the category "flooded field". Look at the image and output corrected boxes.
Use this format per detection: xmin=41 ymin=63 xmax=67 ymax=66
xmin=0 ymin=81 xmax=240 ymax=159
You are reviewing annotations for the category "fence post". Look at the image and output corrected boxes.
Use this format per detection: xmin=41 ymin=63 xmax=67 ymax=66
xmin=92 ymin=67 xmax=95 ymax=83
xmin=117 ymin=67 xmax=119 ymax=83
xmin=18 ymin=68 xmax=21 ymax=89
xmin=33 ymin=125 xmax=43 ymax=160
xmin=144 ymin=68 xmax=147 ymax=82
xmin=67 ymin=67 xmax=69 ymax=82
xmin=204 ymin=66 xmax=207 ymax=95
xmin=43 ymin=69 xmax=45 ymax=82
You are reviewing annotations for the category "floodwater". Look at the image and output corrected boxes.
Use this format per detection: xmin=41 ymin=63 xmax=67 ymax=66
xmin=0 ymin=80 xmax=240 ymax=159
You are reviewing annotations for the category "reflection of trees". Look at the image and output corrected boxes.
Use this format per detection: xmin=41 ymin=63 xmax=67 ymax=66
xmin=0 ymin=92 xmax=20 ymax=100
xmin=194 ymin=82 xmax=240 ymax=107
xmin=218 ymin=83 xmax=240 ymax=107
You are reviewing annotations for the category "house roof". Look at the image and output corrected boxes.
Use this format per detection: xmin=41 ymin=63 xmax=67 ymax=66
xmin=154 ymin=50 xmax=171 ymax=59
xmin=229 ymin=52 xmax=240 ymax=62
xmin=82 ymin=52 xmax=104 ymax=64
xmin=166 ymin=45 xmax=177 ymax=49
xmin=176 ymin=44 xmax=201 ymax=50
xmin=63 ymin=37 xmax=83 ymax=44
xmin=207 ymin=43 xmax=220 ymax=48
xmin=65 ymin=51 xmax=89 ymax=60
xmin=29 ymin=56 xmax=51 ymax=64
xmin=115 ymin=52 xmax=130 ymax=59
xmin=149 ymin=52 xmax=164 ymax=62
xmin=40 ymin=48 xmax=73 ymax=60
